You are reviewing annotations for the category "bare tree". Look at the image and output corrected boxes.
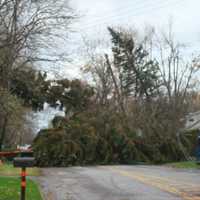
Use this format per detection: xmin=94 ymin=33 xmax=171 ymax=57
xmin=0 ymin=0 xmax=75 ymax=88
xmin=81 ymin=25 xmax=200 ymax=162
xmin=149 ymin=25 xmax=200 ymax=160
xmin=155 ymin=27 xmax=198 ymax=104
xmin=0 ymin=87 xmax=28 ymax=150
xmin=0 ymin=0 xmax=76 ymax=150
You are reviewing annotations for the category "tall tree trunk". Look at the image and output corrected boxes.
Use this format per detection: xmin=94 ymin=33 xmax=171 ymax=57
xmin=105 ymin=54 xmax=126 ymax=115
xmin=0 ymin=117 xmax=8 ymax=151
xmin=105 ymin=54 xmax=131 ymax=133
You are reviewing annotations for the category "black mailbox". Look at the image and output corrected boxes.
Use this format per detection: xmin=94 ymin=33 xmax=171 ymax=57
xmin=13 ymin=157 xmax=35 ymax=168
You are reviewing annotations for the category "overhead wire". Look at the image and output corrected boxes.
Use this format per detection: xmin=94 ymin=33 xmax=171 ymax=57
xmin=84 ymin=0 xmax=184 ymax=29
xmin=84 ymin=0 xmax=178 ymax=26
xmin=76 ymin=0 xmax=186 ymax=31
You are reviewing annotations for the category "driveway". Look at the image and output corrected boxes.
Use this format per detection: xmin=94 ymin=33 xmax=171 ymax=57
xmin=38 ymin=165 xmax=200 ymax=200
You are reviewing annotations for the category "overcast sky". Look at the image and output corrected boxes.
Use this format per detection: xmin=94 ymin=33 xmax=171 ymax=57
xmin=45 ymin=0 xmax=200 ymax=79
xmin=55 ymin=0 xmax=200 ymax=78
xmin=70 ymin=0 xmax=200 ymax=46
xmin=34 ymin=0 xmax=200 ymax=132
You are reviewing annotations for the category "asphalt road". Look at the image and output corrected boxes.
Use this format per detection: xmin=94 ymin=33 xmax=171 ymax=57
xmin=38 ymin=165 xmax=200 ymax=200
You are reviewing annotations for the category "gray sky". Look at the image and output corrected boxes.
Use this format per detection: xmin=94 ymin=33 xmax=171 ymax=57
xmin=45 ymin=0 xmax=200 ymax=79
xmin=70 ymin=0 xmax=200 ymax=46
xmin=58 ymin=0 xmax=200 ymax=78
xmin=34 ymin=0 xmax=200 ymax=132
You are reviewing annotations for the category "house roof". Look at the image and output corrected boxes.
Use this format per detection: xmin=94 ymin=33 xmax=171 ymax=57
xmin=185 ymin=111 xmax=200 ymax=131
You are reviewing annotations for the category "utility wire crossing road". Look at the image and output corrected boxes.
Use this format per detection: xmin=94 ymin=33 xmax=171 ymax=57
xmin=38 ymin=165 xmax=200 ymax=200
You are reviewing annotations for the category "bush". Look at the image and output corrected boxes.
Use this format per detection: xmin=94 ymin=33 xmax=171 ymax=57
xmin=33 ymin=114 xmax=148 ymax=166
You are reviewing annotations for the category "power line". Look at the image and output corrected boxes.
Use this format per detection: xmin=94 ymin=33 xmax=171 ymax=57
xmin=83 ymin=0 xmax=176 ymax=26
xmin=82 ymin=0 xmax=184 ymax=29
xmin=75 ymin=0 xmax=185 ymax=31
xmin=88 ymin=0 xmax=159 ymax=19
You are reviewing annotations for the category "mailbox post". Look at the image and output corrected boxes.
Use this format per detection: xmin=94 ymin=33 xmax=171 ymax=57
xmin=13 ymin=157 xmax=35 ymax=200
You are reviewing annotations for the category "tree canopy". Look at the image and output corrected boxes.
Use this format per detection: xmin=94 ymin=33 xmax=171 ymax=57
xmin=32 ymin=27 xmax=200 ymax=166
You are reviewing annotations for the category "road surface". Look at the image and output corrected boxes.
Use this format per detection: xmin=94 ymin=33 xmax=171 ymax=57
xmin=38 ymin=165 xmax=200 ymax=200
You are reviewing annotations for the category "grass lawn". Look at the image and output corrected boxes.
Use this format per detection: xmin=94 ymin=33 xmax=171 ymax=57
xmin=0 ymin=163 xmax=42 ymax=200
xmin=0 ymin=163 xmax=40 ymax=176
xmin=168 ymin=161 xmax=200 ymax=169
xmin=0 ymin=176 xmax=43 ymax=200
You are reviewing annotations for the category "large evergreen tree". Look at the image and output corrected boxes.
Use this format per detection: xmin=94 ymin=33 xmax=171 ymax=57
xmin=108 ymin=27 xmax=160 ymax=98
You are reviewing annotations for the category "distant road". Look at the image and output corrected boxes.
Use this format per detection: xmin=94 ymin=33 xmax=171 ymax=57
xmin=38 ymin=165 xmax=200 ymax=200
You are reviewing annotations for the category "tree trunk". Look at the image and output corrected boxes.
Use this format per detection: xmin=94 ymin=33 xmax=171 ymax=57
xmin=0 ymin=117 xmax=8 ymax=151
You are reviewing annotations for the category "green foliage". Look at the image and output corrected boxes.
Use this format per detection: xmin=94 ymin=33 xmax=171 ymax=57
xmin=0 ymin=88 xmax=23 ymax=117
xmin=108 ymin=27 xmax=160 ymax=97
xmin=182 ymin=129 xmax=199 ymax=156
xmin=33 ymin=28 xmax=196 ymax=167
xmin=46 ymin=79 xmax=94 ymax=114
xmin=33 ymin=84 xmax=193 ymax=166
xmin=33 ymin=107 xmax=148 ymax=166
xmin=0 ymin=0 xmax=75 ymax=150
xmin=0 ymin=177 xmax=42 ymax=200
xmin=0 ymin=88 xmax=26 ymax=150
xmin=10 ymin=67 xmax=49 ymax=110
xmin=0 ymin=65 xmax=49 ymax=149
xmin=167 ymin=161 xmax=200 ymax=169
xmin=33 ymin=120 xmax=97 ymax=167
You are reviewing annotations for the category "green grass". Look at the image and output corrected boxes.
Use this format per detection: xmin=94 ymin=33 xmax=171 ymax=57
xmin=0 ymin=163 xmax=41 ymax=176
xmin=168 ymin=161 xmax=200 ymax=169
xmin=0 ymin=164 xmax=42 ymax=200
xmin=0 ymin=176 xmax=43 ymax=200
